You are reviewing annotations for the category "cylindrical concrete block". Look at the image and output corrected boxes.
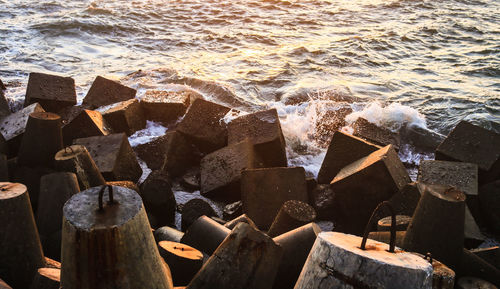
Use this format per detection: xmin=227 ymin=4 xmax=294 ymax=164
xmin=224 ymin=214 xmax=258 ymax=230
xmin=403 ymin=184 xmax=466 ymax=269
xmin=294 ymin=232 xmax=433 ymax=289
xmin=155 ymin=226 xmax=185 ymax=243
xmin=272 ymin=223 xmax=321 ymax=289
xmin=458 ymin=249 xmax=500 ymax=286
xmin=60 ymin=185 xmax=173 ymax=289
xmin=29 ymin=268 xmax=60 ymax=289
xmin=0 ymin=182 xmax=45 ymax=289
xmin=180 ymin=215 xmax=230 ymax=255
xmin=17 ymin=112 xmax=63 ymax=168
xmin=54 ymin=145 xmax=106 ymax=190
xmin=0 ymin=154 xmax=8 ymax=181
xmin=414 ymin=252 xmax=455 ymax=289
xmin=456 ymin=277 xmax=497 ymax=289
xmin=0 ymin=279 xmax=12 ymax=289
xmin=159 ymin=241 xmax=203 ymax=286
xmin=377 ymin=215 xmax=411 ymax=232
xmin=267 ymin=200 xmax=316 ymax=238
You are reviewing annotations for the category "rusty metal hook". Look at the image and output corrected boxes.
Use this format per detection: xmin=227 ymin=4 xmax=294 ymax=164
xmin=98 ymin=185 xmax=115 ymax=211
xmin=360 ymin=201 xmax=396 ymax=253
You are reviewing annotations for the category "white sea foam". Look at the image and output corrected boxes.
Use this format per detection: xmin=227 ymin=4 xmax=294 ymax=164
xmin=128 ymin=120 xmax=168 ymax=147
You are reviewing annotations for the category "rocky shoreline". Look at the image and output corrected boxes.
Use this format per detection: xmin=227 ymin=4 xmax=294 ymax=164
xmin=0 ymin=72 xmax=499 ymax=288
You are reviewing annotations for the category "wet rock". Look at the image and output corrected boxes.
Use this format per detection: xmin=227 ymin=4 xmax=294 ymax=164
xmin=180 ymin=168 xmax=200 ymax=190
xmin=227 ymin=108 xmax=287 ymax=167
xmin=436 ymin=120 xmax=500 ymax=185
xmin=61 ymin=108 xmax=112 ymax=146
xmin=139 ymin=170 xmax=176 ymax=228
xmin=0 ymin=102 xmax=45 ymax=157
xmin=24 ymin=72 xmax=76 ymax=112
xmin=101 ymin=98 xmax=145 ymax=136
xmin=352 ymin=117 xmax=401 ymax=150
xmin=223 ymin=201 xmax=242 ymax=221
xmin=317 ymin=130 xmax=380 ymax=184
xmin=241 ymin=167 xmax=308 ymax=230
xmin=200 ymin=140 xmax=259 ymax=201
xmin=315 ymin=105 xmax=353 ymax=147
xmin=140 ymin=90 xmax=191 ymax=124
xmin=73 ymin=133 xmax=142 ymax=183
xmin=82 ymin=76 xmax=136 ymax=108
xmin=331 ymin=145 xmax=410 ymax=235
xmin=177 ymin=99 xmax=232 ymax=153
xmin=478 ymin=180 xmax=500 ymax=234
xmin=181 ymin=198 xmax=217 ymax=231
xmin=161 ymin=131 xmax=202 ymax=178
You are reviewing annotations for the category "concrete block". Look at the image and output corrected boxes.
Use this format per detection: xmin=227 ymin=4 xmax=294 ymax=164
xmin=101 ymin=98 xmax=145 ymax=136
xmin=0 ymin=133 xmax=7 ymax=156
xmin=456 ymin=277 xmax=497 ymax=289
xmin=181 ymin=198 xmax=216 ymax=231
xmin=73 ymin=133 xmax=142 ymax=183
xmin=387 ymin=182 xmax=421 ymax=217
xmin=317 ymin=130 xmax=380 ymax=184
xmin=160 ymin=131 xmax=201 ymax=177
xmin=267 ymin=200 xmax=316 ymax=237
xmin=82 ymin=76 xmax=136 ymax=108
xmin=158 ymin=241 xmax=203 ymax=286
xmin=479 ymin=180 xmax=500 ymax=234
xmin=154 ymin=226 xmax=184 ymax=243
xmin=0 ymin=154 xmax=8 ymax=181
xmin=353 ymin=117 xmax=401 ymax=150
xmin=315 ymin=105 xmax=352 ymax=147
xmin=200 ymin=140 xmax=259 ymax=201
xmin=62 ymin=109 xmax=112 ymax=145
xmin=0 ymin=103 xmax=45 ymax=157
xmin=471 ymin=247 xmax=500 ymax=270
xmin=140 ymin=90 xmax=191 ymax=124
xmin=177 ymin=99 xmax=232 ymax=153
xmin=24 ymin=72 xmax=76 ymax=112
xmin=139 ymin=170 xmax=176 ymax=228
xmin=241 ymin=167 xmax=308 ymax=230
xmin=377 ymin=215 xmax=411 ymax=231
xmin=224 ymin=214 xmax=257 ymax=230
xmin=401 ymin=124 xmax=445 ymax=152
xmin=227 ymin=108 xmax=287 ymax=167
xmin=223 ymin=201 xmax=242 ymax=220
xmin=331 ymin=145 xmax=411 ymax=235
xmin=181 ymin=216 xmax=230 ymax=256
xmin=436 ymin=121 xmax=500 ymax=184
xmin=0 ymin=79 xmax=10 ymax=117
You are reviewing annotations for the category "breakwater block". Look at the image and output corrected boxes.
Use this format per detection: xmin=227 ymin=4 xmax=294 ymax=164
xmin=161 ymin=131 xmax=201 ymax=177
xmin=82 ymin=76 xmax=136 ymax=108
xmin=61 ymin=108 xmax=112 ymax=145
xmin=387 ymin=182 xmax=421 ymax=217
xmin=187 ymin=222 xmax=283 ymax=289
xmin=459 ymin=249 xmax=500 ymax=286
xmin=224 ymin=214 xmax=258 ymax=230
xmin=155 ymin=226 xmax=184 ymax=243
xmin=106 ymin=180 xmax=140 ymax=193
xmin=227 ymin=108 xmax=287 ymax=167
xmin=267 ymin=200 xmax=316 ymax=238
xmin=134 ymin=134 xmax=170 ymax=171
xmin=479 ymin=180 xmax=500 ymax=234
xmin=470 ymin=246 xmax=500 ymax=270
xmin=315 ymin=106 xmax=353 ymax=146
xmin=140 ymin=170 xmax=176 ymax=228
xmin=0 ymin=79 xmax=9 ymax=118
xmin=367 ymin=231 xmax=406 ymax=248
xmin=308 ymin=184 xmax=337 ymax=220
xmin=436 ymin=120 xmax=500 ymax=184
xmin=317 ymin=131 xmax=380 ymax=184
xmin=101 ymin=98 xmax=146 ymax=136
xmin=377 ymin=215 xmax=411 ymax=231
xmin=0 ymin=102 xmax=45 ymax=157
xmin=0 ymin=133 xmax=7 ymax=156
xmin=0 ymin=182 xmax=46 ymax=289
xmin=294 ymin=232 xmax=433 ymax=289
xmin=141 ymin=90 xmax=191 ymax=124
xmin=159 ymin=241 xmax=203 ymax=286
xmin=272 ymin=223 xmax=321 ymax=289
xmin=401 ymin=124 xmax=445 ymax=152
xmin=241 ymin=167 xmax=308 ymax=230
xmin=331 ymin=145 xmax=410 ymax=235
xmin=0 ymin=279 xmax=12 ymax=289
xmin=73 ymin=133 xmax=142 ymax=183
xmin=30 ymin=268 xmax=60 ymax=289
xmin=181 ymin=199 xmax=216 ymax=231
xmin=24 ymin=72 xmax=76 ymax=112
xmin=353 ymin=117 xmax=401 ymax=150
xmin=0 ymin=154 xmax=8 ymax=181
xmin=54 ymin=145 xmax=106 ymax=190
xmin=200 ymin=140 xmax=259 ymax=201
xmin=177 ymin=99 xmax=232 ymax=153
xmin=181 ymin=215 xmax=231 ymax=256
xmin=457 ymin=277 xmax=497 ymax=289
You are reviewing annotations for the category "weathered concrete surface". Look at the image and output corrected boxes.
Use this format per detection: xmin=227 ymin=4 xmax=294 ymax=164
xmin=101 ymin=98 xmax=146 ymax=136
xmin=387 ymin=182 xmax=422 ymax=217
xmin=294 ymin=232 xmax=433 ymax=289
xmin=317 ymin=131 xmax=380 ymax=184
xmin=227 ymin=108 xmax=287 ymax=167
xmin=241 ymin=167 xmax=308 ymax=230
xmin=82 ymin=76 xmax=137 ymax=108
xmin=267 ymin=200 xmax=316 ymax=238
xmin=181 ymin=199 xmax=216 ymax=231
xmin=0 ymin=79 xmax=10 ymax=117
xmin=352 ymin=117 xmax=401 ymax=150
xmin=158 ymin=241 xmax=203 ymax=286
xmin=30 ymin=267 xmax=60 ymax=289
xmin=367 ymin=231 xmax=406 ymax=248
xmin=140 ymin=90 xmax=191 ymax=124
xmin=478 ymin=180 xmax=500 ymax=234
xmin=74 ymin=133 xmax=142 ymax=183
xmin=224 ymin=214 xmax=258 ymax=230
xmin=377 ymin=215 xmax=411 ymax=232
xmin=0 ymin=154 xmax=8 ymax=181
xmin=308 ymin=184 xmax=336 ymax=220
xmin=155 ymin=226 xmax=184 ymax=243
xmin=456 ymin=277 xmax=497 ymax=289
xmin=140 ymin=170 xmax=176 ymax=228
xmin=401 ymin=124 xmax=445 ymax=152
xmin=61 ymin=108 xmax=112 ymax=146
xmin=160 ymin=131 xmax=201 ymax=177
xmin=181 ymin=216 xmax=230 ymax=256
xmin=24 ymin=72 xmax=76 ymax=112
xmin=177 ymin=99 xmax=232 ymax=153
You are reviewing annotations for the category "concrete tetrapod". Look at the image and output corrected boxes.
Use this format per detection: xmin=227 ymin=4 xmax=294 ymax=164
xmin=187 ymin=222 xmax=283 ymax=289
xmin=0 ymin=183 xmax=45 ymax=289
xmin=60 ymin=185 xmax=173 ymax=289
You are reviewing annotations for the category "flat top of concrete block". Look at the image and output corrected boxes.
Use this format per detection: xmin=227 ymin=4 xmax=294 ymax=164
xmin=54 ymin=145 xmax=89 ymax=161
xmin=0 ymin=103 xmax=45 ymax=140
xmin=378 ymin=215 xmax=412 ymax=227
xmin=142 ymin=90 xmax=190 ymax=104
xmin=437 ymin=121 xmax=500 ymax=171
xmin=73 ymin=133 xmax=127 ymax=171
xmin=418 ymin=160 xmax=478 ymax=196
xmin=26 ymin=72 xmax=76 ymax=101
xmin=100 ymin=98 xmax=138 ymax=114
xmin=319 ymin=231 xmax=433 ymax=270
xmin=228 ymin=108 xmax=282 ymax=144
xmin=30 ymin=111 xmax=60 ymax=121
xmin=159 ymin=241 xmax=203 ymax=260
xmin=0 ymin=182 xmax=26 ymax=200
xmin=282 ymin=200 xmax=316 ymax=222
xmin=83 ymin=76 xmax=137 ymax=108
xmin=37 ymin=268 xmax=60 ymax=282
xmin=421 ymin=183 xmax=466 ymax=202
xmin=63 ymin=185 xmax=142 ymax=231
xmin=177 ymin=99 xmax=231 ymax=136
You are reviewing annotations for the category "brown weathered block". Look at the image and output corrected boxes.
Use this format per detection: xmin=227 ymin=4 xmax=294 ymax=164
xmin=62 ymin=109 xmax=112 ymax=145
xmin=158 ymin=241 xmax=203 ymax=287
xmin=181 ymin=216 xmax=230 ymax=256
xmin=73 ymin=133 xmax=142 ymax=183
xmin=241 ymin=167 xmax=308 ymax=230
xmin=479 ymin=180 xmax=500 ymax=234
xmin=436 ymin=121 xmax=500 ymax=184
xmin=176 ymin=99 xmax=231 ymax=153
xmin=331 ymin=145 xmax=410 ymax=235
xmin=0 ymin=79 xmax=10 ymax=117
xmin=315 ymin=106 xmax=353 ymax=147
xmin=267 ymin=200 xmax=316 ymax=238
xmin=160 ymin=131 xmax=201 ymax=177
xmin=181 ymin=199 xmax=216 ymax=231
xmin=317 ymin=131 xmax=380 ymax=184
xmin=139 ymin=170 xmax=176 ymax=228
xmin=82 ymin=76 xmax=136 ymax=108
xmin=227 ymin=108 xmax=287 ymax=167
xmin=101 ymin=98 xmax=145 ymax=136
xmin=141 ymin=90 xmax=191 ymax=124
xmin=352 ymin=117 xmax=401 ymax=150
xmin=387 ymin=182 xmax=421 ymax=217
xmin=0 ymin=103 xmax=45 ymax=157
xmin=24 ymin=72 xmax=76 ymax=112
xmin=401 ymin=124 xmax=445 ymax=152
xmin=200 ymin=140 xmax=259 ymax=201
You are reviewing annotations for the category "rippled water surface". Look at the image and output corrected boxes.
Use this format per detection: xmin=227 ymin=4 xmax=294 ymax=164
xmin=1 ymin=0 xmax=499 ymax=151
